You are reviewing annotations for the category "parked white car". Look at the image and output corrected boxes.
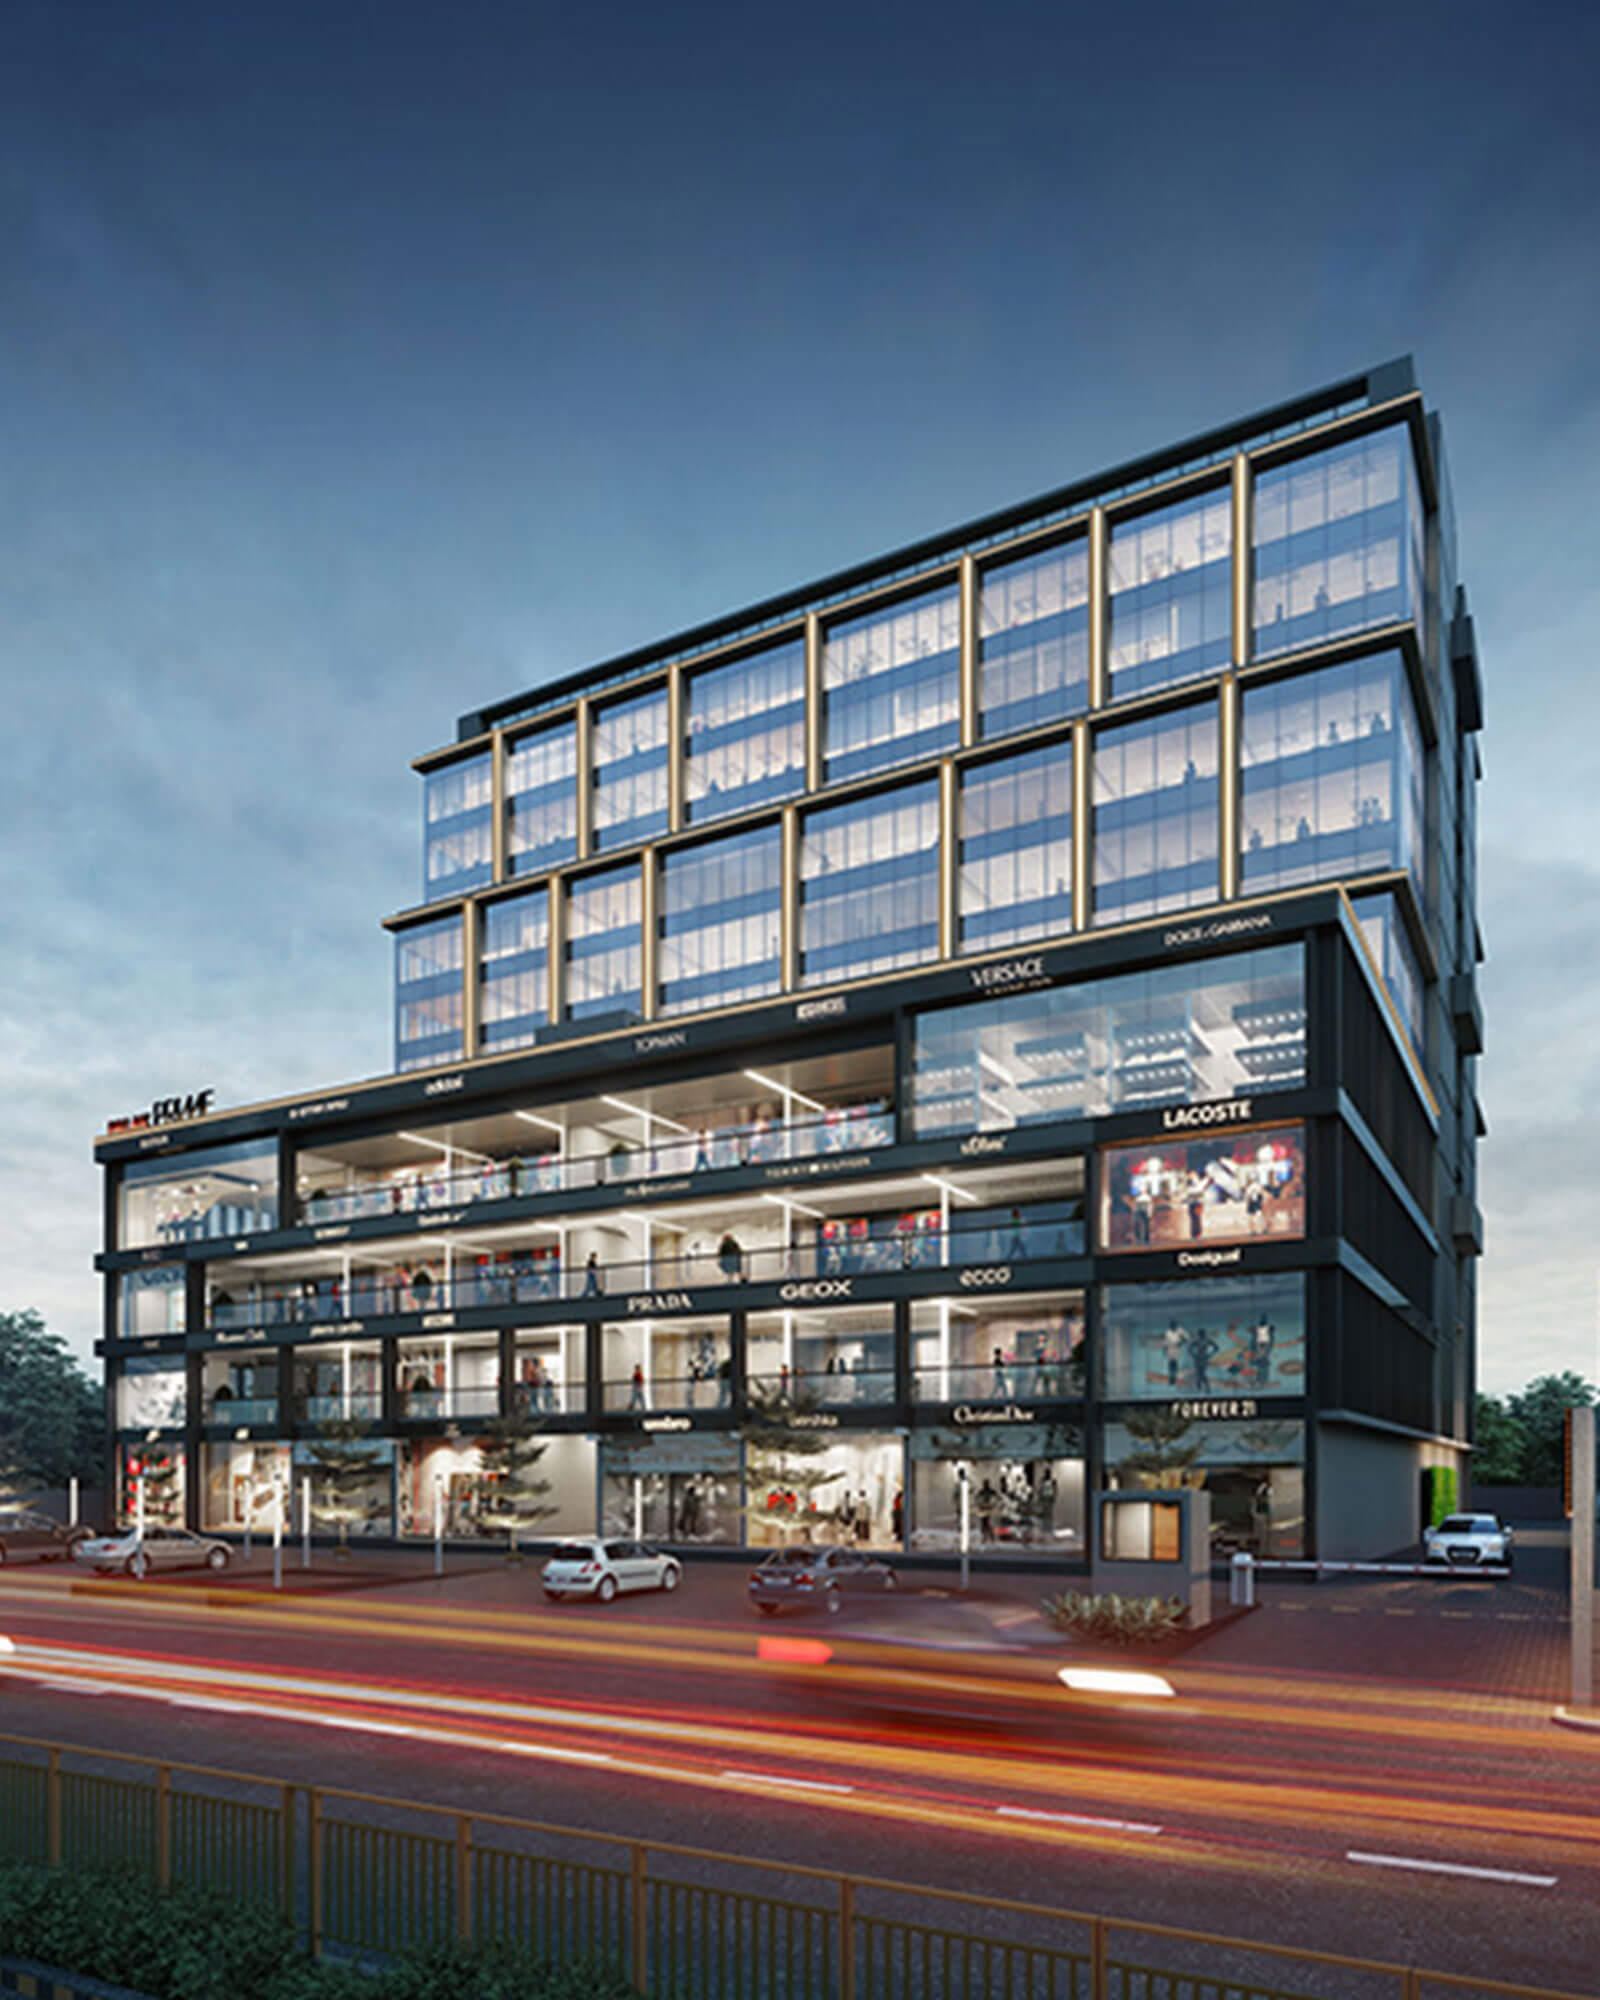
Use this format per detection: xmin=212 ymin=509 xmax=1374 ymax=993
xmin=541 ymin=1539 xmax=680 ymax=1603
xmin=73 ymin=1527 xmax=232 ymax=1579
xmin=1422 ymin=1513 xmax=1512 ymax=1571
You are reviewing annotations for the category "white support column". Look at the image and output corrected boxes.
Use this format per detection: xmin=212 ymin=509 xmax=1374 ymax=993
xmin=1573 ymin=1405 xmax=1595 ymax=1710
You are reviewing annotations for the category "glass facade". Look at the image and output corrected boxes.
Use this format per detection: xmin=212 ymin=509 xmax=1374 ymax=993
xmin=685 ymin=639 xmax=806 ymax=824
xmin=746 ymin=1306 xmax=898 ymax=1407
xmin=119 ymin=1265 xmax=187 ymax=1338
xmin=423 ymin=753 xmax=493 ymax=900
xmin=566 ymin=864 xmax=642 ymax=1020
xmin=1092 ymin=704 xmax=1219 ymax=924
xmin=120 ymin=1140 xmax=279 ymax=1250
xmin=909 ymin=1425 xmax=1084 ymax=1556
xmin=959 ymin=741 xmax=1073 ymax=953
xmin=1351 ymin=887 xmax=1424 ymax=1054
xmin=1108 ymin=488 xmax=1232 ymax=701
xmin=911 ymin=944 xmax=1305 ymax=1135
xmin=910 ymin=1293 xmax=1086 ymax=1405
xmin=592 ymin=688 xmax=668 ymax=852
xmin=822 ymin=585 xmax=960 ymax=786
xmin=395 ymin=914 xmax=464 ymax=1071
xmin=658 ymin=825 xmax=781 ymax=1017
xmin=479 ymin=888 xmax=548 ymax=1051
xmin=116 ymin=1358 xmax=187 ymax=1430
xmin=979 ymin=537 xmax=1089 ymax=740
xmin=1253 ymin=425 xmax=1424 ymax=659
xmin=800 ymin=780 xmax=940 ymax=986
xmin=1101 ymin=1272 xmax=1306 ymax=1401
xmin=1101 ymin=1414 xmax=1304 ymax=1557
xmin=506 ymin=720 xmax=577 ymax=876
xmin=1240 ymin=651 xmax=1423 ymax=898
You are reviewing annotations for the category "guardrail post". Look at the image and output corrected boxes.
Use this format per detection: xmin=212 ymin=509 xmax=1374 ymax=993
xmin=1400 ymin=1970 xmax=1421 ymax=2000
xmin=155 ymin=1766 xmax=171 ymax=1889
xmin=1090 ymin=1915 xmax=1108 ymax=2000
xmin=838 ymin=1876 xmax=856 ymax=2000
xmin=630 ymin=1843 xmax=648 ymax=1995
xmin=281 ymin=1785 xmax=297 ymax=1929
xmin=47 ymin=1747 xmax=62 ymax=1868
xmin=309 ymin=1789 xmax=323 ymax=1959
xmin=455 ymin=1814 xmax=472 ymax=1943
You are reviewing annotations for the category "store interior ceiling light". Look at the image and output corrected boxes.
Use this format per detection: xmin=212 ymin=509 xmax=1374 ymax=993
xmin=514 ymin=1111 xmax=566 ymax=1134
xmin=601 ymin=1095 xmax=691 ymax=1134
xmin=762 ymin=1193 xmax=826 ymax=1220
xmin=922 ymin=1173 xmax=980 ymax=1204
xmin=744 ymin=1069 xmax=826 ymax=1112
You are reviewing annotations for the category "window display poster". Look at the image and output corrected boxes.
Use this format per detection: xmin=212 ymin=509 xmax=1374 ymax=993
xmin=1100 ymin=1123 xmax=1305 ymax=1253
xmin=1100 ymin=1272 xmax=1306 ymax=1400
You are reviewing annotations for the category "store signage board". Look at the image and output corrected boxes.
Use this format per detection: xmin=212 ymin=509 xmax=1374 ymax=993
xmin=1171 ymin=1398 xmax=1261 ymax=1421
xmin=107 ymin=1089 xmax=216 ymax=1136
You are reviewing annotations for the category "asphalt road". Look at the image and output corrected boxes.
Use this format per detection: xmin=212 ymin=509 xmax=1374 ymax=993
xmin=0 ymin=1545 xmax=1596 ymax=1996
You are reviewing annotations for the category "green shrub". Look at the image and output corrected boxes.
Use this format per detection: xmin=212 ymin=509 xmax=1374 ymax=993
xmin=1422 ymin=1463 xmax=1459 ymax=1527
xmin=1039 ymin=1589 xmax=1188 ymax=1646
xmin=0 ymin=1862 xmax=632 ymax=2000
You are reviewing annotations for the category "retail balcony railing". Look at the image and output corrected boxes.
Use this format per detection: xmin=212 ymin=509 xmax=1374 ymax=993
xmin=296 ymin=1104 xmax=895 ymax=1225
xmin=295 ymin=1392 xmax=384 ymax=1425
xmin=911 ymin=1357 xmax=1086 ymax=1404
xmin=391 ymin=1384 xmax=502 ymax=1422
xmin=743 ymin=1367 xmax=898 ymax=1409
xmin=601 ymin=1369 xmax=738 ymax=1413
xmin=206 ymin=1214 xmax=1083 ymax=1330
xmin=202 ymin=1395 xmax=279 ymax=1427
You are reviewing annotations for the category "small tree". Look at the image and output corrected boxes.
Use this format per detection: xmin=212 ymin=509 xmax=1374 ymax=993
xmin=1116 ymin=1406 xmax=1203 ymax=1489
xmin=0 ymin=1309 xmax=103 ymax=1497
xmin=139 ymin=1450 xmax=184 ymax=1529
xmin=1506 ymin=1373 xmax=1596 ymax=1487
xmin=304 ymin=1418 xmax=388 ymax=1553
xmin=740 ymin=1381 xmax=839 ymax=1540
xmin=474 ymin=1409 xmax=556 ymax=1560
xmin=1471 ymin=1394 xmax=1527 ymax=1486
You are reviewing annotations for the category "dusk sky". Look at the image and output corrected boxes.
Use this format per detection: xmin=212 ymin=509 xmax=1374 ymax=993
xmin=4 ymin=0 xmax=1596 ymax=1398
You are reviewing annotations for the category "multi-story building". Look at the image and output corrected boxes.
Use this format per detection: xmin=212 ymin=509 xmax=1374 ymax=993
xmin=95 ymin=357 xmax=1484 ymax=1563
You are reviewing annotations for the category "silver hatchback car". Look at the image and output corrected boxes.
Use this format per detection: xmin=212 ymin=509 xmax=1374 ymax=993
xmin=541 ymin=1539 xmax=681 ymax=1603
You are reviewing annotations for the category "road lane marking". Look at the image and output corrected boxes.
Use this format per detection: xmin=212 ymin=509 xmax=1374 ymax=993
xmin=997 ymin=1806 xmax=1161 ymax=1836
xmin=720 ymin=1771 xmax=854 ymax=1795
xmin=1346 ymin=1851 xmax=1557 ymax=1888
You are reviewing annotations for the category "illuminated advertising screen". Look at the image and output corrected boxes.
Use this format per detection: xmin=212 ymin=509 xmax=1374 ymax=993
xmin=1099 ymin=1123 xmax=1305 ymax=1254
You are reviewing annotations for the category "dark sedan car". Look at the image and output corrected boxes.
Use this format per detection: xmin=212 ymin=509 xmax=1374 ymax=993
xmin=0 ymin=1510 xmax=91 ymax=1565
xmin=748 ymin=1544 xmax=898 ymax=1615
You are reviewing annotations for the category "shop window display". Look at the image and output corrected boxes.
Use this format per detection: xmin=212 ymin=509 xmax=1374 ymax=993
xmin=119 ymin=1139 xmax=278 ymax=1251
xmin=1099 ymin=1124 xmax=1306 ymax=1254
xmin=120 ymin=1266 xmax=186 ymax=1339
xmin=745 ymin=1307 xmax=897 ymax=1408
xmin=604 ymin=1319 xmax=732 ymax=1413
xmin=744 ymin=1432 xmax=903 ymax=1550
xmin=1100 ymin=1272 xmax=1306 ymax=1401
xmin=293 ymin=1436 xmax=395 ymax=1540
xmin=201 ymin=1350 xmax=276 ymax=1426
xmin=601 ymin=1433 xmax=740 ymax=1544
xmin=202 ymin=1440 xmax=291 ymax=1532
xmin=908 ymin=1424 xmax=1084 ymax=1557
xmin=119 ymin=1443 xmax=186 ymax=1530
xmin=1101 ymin=1414 xmax=1304 ymax=1557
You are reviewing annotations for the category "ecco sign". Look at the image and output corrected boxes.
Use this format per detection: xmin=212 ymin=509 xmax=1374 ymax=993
xmin=958 ymin=1266 xmax=1013 ymax=1289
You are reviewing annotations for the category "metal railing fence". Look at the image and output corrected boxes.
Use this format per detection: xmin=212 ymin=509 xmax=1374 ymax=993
xmin=0 ymin=1732 xmax=1591 ymax=2000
